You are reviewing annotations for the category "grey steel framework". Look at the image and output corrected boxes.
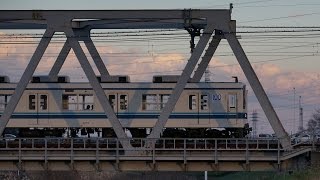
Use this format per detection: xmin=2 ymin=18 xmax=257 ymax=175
xmin=0 ymin=137 xmax=313 ymax=171
xmin=0 ymin=9 xmax=291 ymax=149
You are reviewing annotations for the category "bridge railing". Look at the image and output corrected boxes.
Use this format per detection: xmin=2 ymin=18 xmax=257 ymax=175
xmin=289 ymin=130 xmax=320 ymax=148
xmin=0 ymin=137 xmax=283 ymax=151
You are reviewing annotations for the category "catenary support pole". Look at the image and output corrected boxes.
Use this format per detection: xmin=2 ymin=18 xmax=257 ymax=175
xmin=0 ymin=29 xmax=55 ymax=135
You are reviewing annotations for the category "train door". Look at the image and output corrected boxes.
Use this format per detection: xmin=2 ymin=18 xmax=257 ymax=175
xmin=108 ymin=94 xmax=128 ymax=114
xmin=227 ymin=93 xmax=238 ymax=120
xmin=188 ymin=93 xmax=209 ymax=125
xmin=28 ymin=93 xmax=49 ymax=125
xmin=199 ymin=94 xmax=209 ymax=124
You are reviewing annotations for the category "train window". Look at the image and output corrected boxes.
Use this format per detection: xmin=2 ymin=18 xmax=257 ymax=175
xmin=29 ymin=95 xmax=36 ymax=110
xmin=228 ymin=94 xmax=236 ymax=108
xmin=160 ymin=94 xmax=170 ymax=109
xmin=109 ymin=95 xmax=116 ymax=109
xmin=142 ymin=94 xmax=158 ymax=111
xmin=0 ymin=95 xmax=11 ymax=111
xmin=62 ymin=95 xmax=69 ymax=110
xmin=119 ymin=95 xmax=128 ymax=110
xmin=63 ymin=94 xmax=94 ymax=111
xmin=189 ymin=95 xmax=197 ymax=110
xmin=200 ymin=95 xmax=209 ymax=110
xmin=68 ymin=95 xmax=77 ymax=110
xmin=39 ymin=95 xmax=47 ymax=110
xmin=79 ymin=94 xmax=94 ymax=110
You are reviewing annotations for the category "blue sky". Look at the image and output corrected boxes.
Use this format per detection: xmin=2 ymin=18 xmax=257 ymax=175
xmin=0 ymin=0 xmax=320 ymax=135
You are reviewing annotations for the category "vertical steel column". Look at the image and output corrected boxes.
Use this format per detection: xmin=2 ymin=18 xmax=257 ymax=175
xmin=191 ymin=37 xmax=221 ymax=82
xmin=148 ymin=26 xmax=214 ymax=139
xmin=45 ymin=138 xmax=48 ymax=166
xmin=64 ymin=28 xmax=131 ymax=149
xmin=96 ymin=139 xmax=100 ymax=168
xmin=0 ymin=29 xmax=55 ymax=135
xmin=225 ymin=33 xmax=291 ymax=149
xmin=70 ymin=138 xmax=74 ymax=167
xmin=18 ymin=139 xmax=21 ymax=167
xmin=214 ymin=139 xmax=218 ymax=164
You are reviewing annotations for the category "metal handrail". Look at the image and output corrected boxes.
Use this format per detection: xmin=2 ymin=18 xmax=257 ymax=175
xmin=0 ymin=137 xmax=285 ymax=151
xmin=0 ymin=137 xmax=314 ymax=166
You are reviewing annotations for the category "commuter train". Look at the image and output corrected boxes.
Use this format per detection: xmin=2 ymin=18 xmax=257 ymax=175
xmin=0 ymin=75 xmax=249 ymax=138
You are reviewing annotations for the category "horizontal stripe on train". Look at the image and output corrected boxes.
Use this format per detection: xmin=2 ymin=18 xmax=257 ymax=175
xmin=0 ymin=113 xmax=247 ymax=119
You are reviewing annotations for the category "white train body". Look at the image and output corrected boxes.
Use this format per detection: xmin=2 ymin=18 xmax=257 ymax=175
xmin=0 ymin=81 xmax=247 ymax=129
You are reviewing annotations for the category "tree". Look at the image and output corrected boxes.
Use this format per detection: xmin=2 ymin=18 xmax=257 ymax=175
xmin=307 ymin=109 xmax=320 ymax=134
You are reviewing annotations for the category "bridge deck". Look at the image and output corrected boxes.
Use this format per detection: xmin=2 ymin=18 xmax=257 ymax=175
xmin=0 ymin=137 xmax=314 ymax=171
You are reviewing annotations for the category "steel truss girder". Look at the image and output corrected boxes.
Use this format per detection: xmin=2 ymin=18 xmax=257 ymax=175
xmin=0 ymin=9 xmax=291 ymax=150
xmin=0 ymin=10 xmax=231 ymax=30
xmin=0 ymin=29 xmax=55 ymax=134
xmin=48 ymin=30 xmax=110 ymax=80
xmin=148 ymin=25 xmax=215 ymax=139
xmin=0 ymin=10 xmax=230 ymax=20
xmin=64 ymin=28 xmax=132 ymax=149
xmin=224 ymin=33 xmax=291 ymax=149
xmin=191 ymin=37 xmax=221 ymax=82
xmin=48 ymin=40 xmax=71 ymax=79
xmin=0 ymin=26 xmax=131 ymax=149
xmin=83 ymin=38 xmax=110 ymax=79
xmin=0 ymin=19 xmax=207 ymax=30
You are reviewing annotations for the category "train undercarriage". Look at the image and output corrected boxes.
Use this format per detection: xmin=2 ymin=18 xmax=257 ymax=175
xmin=3 ymin=124 xmax=251 ymax=139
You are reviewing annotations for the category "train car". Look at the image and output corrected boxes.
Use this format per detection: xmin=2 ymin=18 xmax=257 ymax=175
xmin=0 ymin=75 xmax=249 ymax=138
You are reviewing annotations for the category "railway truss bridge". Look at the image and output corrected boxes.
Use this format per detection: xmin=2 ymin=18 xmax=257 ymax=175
xmin=0 ymin=8 xmax=309 ymax=172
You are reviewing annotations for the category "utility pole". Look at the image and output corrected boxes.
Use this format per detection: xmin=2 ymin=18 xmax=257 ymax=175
xmin=251 ymin=110 xmax=258 ymax=137
xmin=298 ymin=96 xmax=303 ymax=132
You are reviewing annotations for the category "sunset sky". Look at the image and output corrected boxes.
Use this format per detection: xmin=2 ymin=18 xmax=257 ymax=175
xmin=1 ymin=0 xmax=320 ymax=135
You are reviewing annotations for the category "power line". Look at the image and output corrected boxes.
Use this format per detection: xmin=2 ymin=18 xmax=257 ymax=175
xmin=239 ymin=26 xmax=320 ymax=28
xmin=239 ymin=3 xmax=320 ymax=8
xmin=239 ymin=12 xmax=320 ymax=23
xmin=201 ymin=0 xmax=276 ymax=8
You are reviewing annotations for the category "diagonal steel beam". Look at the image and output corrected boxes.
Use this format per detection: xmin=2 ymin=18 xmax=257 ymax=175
xmin=49 ymin=32 xmax=110 ymax=80
xmin=64 ymin=28 xmax=132 ymax=149
xmin=148 ymin=26 xmax=215 ymax=139
xmin=83 ymin=38 xmax=110 ymax=79
xmin=225 ymin=33 xmax=291 ymax=149
xmin=48 ymin=40 xmax=71 ymax=80
xmin=191 ymin=37 xmax=221 ymax=82
xmin=0 ymin=29 xmax=55 ymax=135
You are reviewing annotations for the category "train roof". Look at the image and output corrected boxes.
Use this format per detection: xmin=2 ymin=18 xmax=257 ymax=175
xmin=0 ymin=82 xmax=246 ymax=90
